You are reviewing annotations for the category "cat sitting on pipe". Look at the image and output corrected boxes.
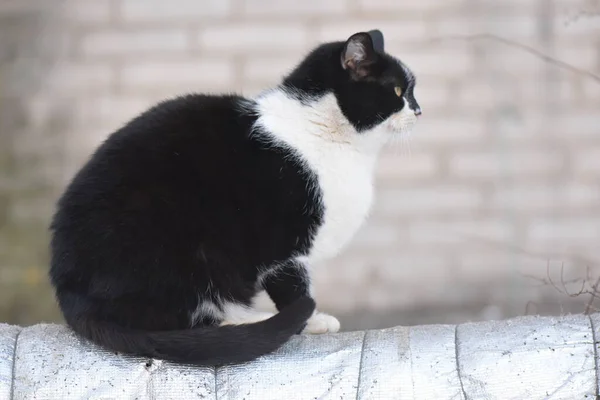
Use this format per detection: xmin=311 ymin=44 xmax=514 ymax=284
xmin=49 ymin=29 xmax=421 ymax=366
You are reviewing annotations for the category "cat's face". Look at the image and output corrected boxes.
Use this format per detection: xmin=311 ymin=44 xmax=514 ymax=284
xmin=283 ymin=30 xmax=421 ymax=137
xmin=335 ymin=31 xmax=421 ymax=135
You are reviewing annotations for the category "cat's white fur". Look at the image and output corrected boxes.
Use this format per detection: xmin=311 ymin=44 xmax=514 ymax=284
xmin=215 ymin=87 xmax=418 ymax=333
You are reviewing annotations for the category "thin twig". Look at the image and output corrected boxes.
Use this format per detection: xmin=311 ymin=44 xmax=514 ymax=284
xmin=426 ymin=33 xmax=600 ymax=84
xmin=521 ymin=261 xmax=600 ymax=315
xmin=585 ymin=276 xmax=600 ymax=315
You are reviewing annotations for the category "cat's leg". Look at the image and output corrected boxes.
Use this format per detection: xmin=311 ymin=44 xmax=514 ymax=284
xmin=262 ymin=260 xmax=340 ymax=334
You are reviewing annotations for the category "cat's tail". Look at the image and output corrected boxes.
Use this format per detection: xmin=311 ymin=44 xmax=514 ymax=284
xmin=66 ymin=296 xmax=315 ymax=366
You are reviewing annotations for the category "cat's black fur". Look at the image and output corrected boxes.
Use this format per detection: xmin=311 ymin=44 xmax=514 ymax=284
xmin=49 ymin=30 xmax=418 ymax=365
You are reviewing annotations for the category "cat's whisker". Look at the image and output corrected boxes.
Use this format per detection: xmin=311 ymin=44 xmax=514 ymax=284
xmin=402 ymin=135 xmax=410 ymax=157
xmin=396 ymin=135 xmax=404 ymax=157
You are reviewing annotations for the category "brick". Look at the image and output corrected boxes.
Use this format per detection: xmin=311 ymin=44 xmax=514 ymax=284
xmin=376 ymin=151 xmax=438 ymax=180
xmin=491 ymin=183 xmax=600 ymax=210
xmin=405 ymin=81 xmax=449 ymax=112
xmin=412 ymin=117 xmax=486 ymax=144
xmin=430 ymin=15 xmax=484 ymax=38
xmin=10 ymin=198 xmax=55 ymax=224
xmin=26 ymin=95 xmax=62 ymax=129
xmin=456 ymin=252 xmax=547 ymax=282
xmin=45 ymin=62 xmax=114 ymax=92
xmin=582 ymin=77 xmax=600 ymax=102
xmin=409 ymin=219 xmax=515 ymax=244
xmin=72 ymin=95 xmax=155 ymax=128
xmin=370 ymin=255 xmax=451 ymax=287
xmin=80 ymin=29 xmax=188 ymax=56
xmin=449 ymin=151 xmax=564 ymax=178
xmin=356 ymin=0 xmax=464 ymax=14
xmin=551 ymin=111 xmax=600 ymax=138
xmin=514 ymin=78 xmax=580 ymax=107
xmin=527 ymin=218 xmax=600 ymax=242
xmin=484 ymin=48 xmax=547 ymax=76
xmin=315 ymin=20 xmax=428 ymax=45
xmin=0 ymin=0 xmax=46 ymax=14
xmin=485 ymin=15 xmax=539 ymax=39
xmin=243 ymin=0 xmax=347 ymax=16
xmin=119 ymin=0 xmax=231 ymax=22
xmin=63 ymin=0 xmax=111 ymax=24
xmin=454 ymin=81 xmax=498 ymax=111
xmin=555 ymin=13 xmax=600 ymax=37
xmin=199 ymin=24 xmax=308 ymax=53
xmin=400 ymin=46 xmax=473 ymax=77
xmin=320 ymin=253 xmax=452 ymax=310
xmin=242 ymin=57 xmax=297 ymax=84
xmin=554 ymin=0 xmax=594 ymax=11
xmin=351 ymin=223 xmax=403 ymax=248
xmin=377 ymin=186 xmax=482 ymax=215
xmin=120 ymin=59 xmax=235 ymax=90
xmin=553 ymin=43 xmax=599 ymax=73
xmin=12 ymin=135 xmax=63 ymax=158
xmin=574 ymin=148 xmax=600 ymax=175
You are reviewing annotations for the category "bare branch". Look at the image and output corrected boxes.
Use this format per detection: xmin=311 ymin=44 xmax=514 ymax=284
xmin=585 ymin=276 xmax=600 ymax=315
xmin=426 ymin=33 xmax=600 ymax=84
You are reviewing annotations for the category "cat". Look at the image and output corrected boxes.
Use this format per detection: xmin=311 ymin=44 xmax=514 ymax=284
xmin=49 ymin=29 xmax=421 ymax=366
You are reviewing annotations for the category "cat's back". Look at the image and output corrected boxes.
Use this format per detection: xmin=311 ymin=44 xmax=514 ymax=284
xmin=106 ymin=93 xmax=256 ymax=153
xmin=64 ymin=94 xmax=257 ymax=193
xmin=50 ymin=94 xmax=255 ymax=262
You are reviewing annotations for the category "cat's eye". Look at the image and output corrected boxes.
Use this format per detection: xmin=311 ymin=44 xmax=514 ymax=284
xmin=394 ymin=87 xmax=403 ymax=97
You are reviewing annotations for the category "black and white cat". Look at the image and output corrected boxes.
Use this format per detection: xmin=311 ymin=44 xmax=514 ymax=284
xmin=49 ymin=30 xmax=421 ymax=366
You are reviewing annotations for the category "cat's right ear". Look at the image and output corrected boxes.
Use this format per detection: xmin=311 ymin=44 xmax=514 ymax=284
xmin=341 ymin=32 xmax=378 ymax=80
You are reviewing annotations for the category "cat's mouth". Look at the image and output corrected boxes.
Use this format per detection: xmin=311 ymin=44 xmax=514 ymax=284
xmin=387 ymin=110 xmax=418 ymax=136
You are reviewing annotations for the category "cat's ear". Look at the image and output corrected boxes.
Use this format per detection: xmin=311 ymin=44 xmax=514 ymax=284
xmin=341 ymin=32 xmax=378 ymax=79
xmin=368 ymin=29 xmax=384 ymax=53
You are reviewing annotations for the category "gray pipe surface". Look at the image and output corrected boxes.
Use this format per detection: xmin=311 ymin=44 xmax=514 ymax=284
xmin=1 ymin=313 xmax=598 ymax=399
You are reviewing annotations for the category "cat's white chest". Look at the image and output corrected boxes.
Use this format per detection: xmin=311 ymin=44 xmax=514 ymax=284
xmin=307 ymin=149 xmax=375 ymax=261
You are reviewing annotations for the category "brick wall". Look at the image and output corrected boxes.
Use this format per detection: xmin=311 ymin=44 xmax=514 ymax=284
xmin=1 ymin=0 xmax=599 ymax=325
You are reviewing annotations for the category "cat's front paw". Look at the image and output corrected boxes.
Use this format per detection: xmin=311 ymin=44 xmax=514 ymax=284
xmin=303 ymin=312 xmax=340 ymax=334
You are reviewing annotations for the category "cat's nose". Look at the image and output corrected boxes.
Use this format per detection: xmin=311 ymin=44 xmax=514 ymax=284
xmin=414 ymin=108 xmax=422 ymax=117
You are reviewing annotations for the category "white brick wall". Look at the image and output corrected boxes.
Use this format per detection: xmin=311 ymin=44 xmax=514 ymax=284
xmin=377 ymin=186 xmax=483 ymax=215
xmin=408 ymin=219 xmax=516 ymax=244
xmin=413 ymin=117 xmax=486 ymax=144
xmin=490 ymin=183 xmax=600 ymax=210
xmin=242 ymin=57 xmax=297 ymax=84
xmin=574 ymin=148 xmax=600 ymax=175
xmin=315 ymin=20 xmax=428 ymax=45
xmin=45 ymin=62 xmax=114 ymax=92
xmin=64 ymin=0 xmax=112 ymax=24
xmin=4 ymin=0 xmax=600 ymax=321
xmin=199 ymin=24 xmax=309 ymax=53
xmin=119 ymin=0 xmax=231 ymax=22
xmin=449 ymin=150 xmax=565 ymax=178
xmin=242 ymin=0 xmax=348 ymax=16
xmin=527 ymin=218 xmax=600 ymax=242
xmin=80 ymin=29 xmax=188 ymax=56
xmin=356 ymin=0 xmax=465 ymax=14
xmin=119 ymin=59 xmax=235 ymax=90
xmin=376 ymin=152 xmax=439 ymax=181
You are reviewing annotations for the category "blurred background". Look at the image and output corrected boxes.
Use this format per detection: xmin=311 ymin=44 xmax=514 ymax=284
xmin=1 ymin=0 xmax=599 ymax=329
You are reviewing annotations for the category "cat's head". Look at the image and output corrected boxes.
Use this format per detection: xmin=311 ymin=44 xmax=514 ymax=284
xmin=282 ymin=30 xmax=421 ymax=137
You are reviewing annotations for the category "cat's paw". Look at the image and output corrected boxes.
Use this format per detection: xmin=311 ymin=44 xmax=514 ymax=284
xmin=302 ymin=312 xmax=340 ymax=334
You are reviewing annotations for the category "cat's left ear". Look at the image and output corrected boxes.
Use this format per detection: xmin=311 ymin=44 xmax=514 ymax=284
xmin=341 ymin=32 xmax=378 ymax=80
